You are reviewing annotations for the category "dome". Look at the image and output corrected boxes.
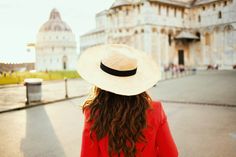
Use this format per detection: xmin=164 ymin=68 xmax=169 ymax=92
xmin=111 ymin=0 xmax=132 ymax=9
xmin=39 ymin=8 xmax=72 ymax=32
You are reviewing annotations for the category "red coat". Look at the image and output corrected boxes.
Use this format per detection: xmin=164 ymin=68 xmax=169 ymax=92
xmin=81 ymin=101 xmax=178 ymax=157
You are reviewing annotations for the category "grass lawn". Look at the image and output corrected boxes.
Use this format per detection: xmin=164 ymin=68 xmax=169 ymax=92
xmin=0 ymin=71 xmax=80 ymax=85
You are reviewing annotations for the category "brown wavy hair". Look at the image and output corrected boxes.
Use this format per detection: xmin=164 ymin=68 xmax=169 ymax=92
xmin=82 ymin=86 xmax=152 ymax=157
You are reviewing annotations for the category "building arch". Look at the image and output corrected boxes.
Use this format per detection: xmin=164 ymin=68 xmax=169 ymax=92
xmin=195 ymin=31 xmax=201 ymax=41
xmin=174 ymin=29 xmax=181 ymax=36
xmin=224 ymin=25 xmax=234 ymax=32
xmin=152 ymin=27 xmax=157 ymax=33
xmin=168 ymin=29 xmax=174 ymax=35
xmin=134 ymin=30 xmax=139 ymax=34
xmin=213 ymin=26 xmax=220 ymax=32
xmin=224 ymin=24 xmax=234 ymax=47
xmin=203 ymin=26 xmax=214 ymax=34
xmin=160 ymin=28 xmax=166 ymax=34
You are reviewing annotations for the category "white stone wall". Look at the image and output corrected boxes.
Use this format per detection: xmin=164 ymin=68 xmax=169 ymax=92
xmin=36 ymin=31 xmax=77 ymax=71
xmin=80 ymin=31 xmax=107 ymax=53
xmin=188 ymin=0 xmax=235 ymax=28
xmin=80 ymin=0 xmax=236 ymax=69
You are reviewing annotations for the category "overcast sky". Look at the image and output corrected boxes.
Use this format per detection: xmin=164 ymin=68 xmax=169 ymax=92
xmin=0 ymin=0 xmax=114 ymax=63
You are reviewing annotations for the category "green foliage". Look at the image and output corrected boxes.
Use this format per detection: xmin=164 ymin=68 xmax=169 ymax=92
xmin=0 ymin=71 xmax=80 ymax=85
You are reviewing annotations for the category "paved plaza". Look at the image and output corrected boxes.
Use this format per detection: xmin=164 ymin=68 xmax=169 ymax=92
xmin=0 ymin=70 xmax=236 ymax=157
xmin=0 ymin=70 xmax=236 ymax=113
xmin=0 ymin=79 xmax=91 ymax=112
xmin=0 ymin=98 xmax=235 ymax=157
xmin=150 ymin=70 xmax=236 ymax=106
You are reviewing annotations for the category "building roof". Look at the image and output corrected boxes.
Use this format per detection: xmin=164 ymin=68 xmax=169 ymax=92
xmin=149 ymin=0 xmax=220 ymax=7
xmin=81 ymin=28 xmax=105 ymax=37
xmin=96 ymin=10 xmax=108 ymax=16
xmin=39 ymin=8 xmax=72 ymax=33
xmin=150 ymin=0 xmax=193 ymax=7
xmin=109 ymin=0 xmax=221 ymax=8
xmin=194 ymin=0 xmax=219 ymax=6
xmin=110 ymin=0 xmax=132 ymax=9
xmin=175 ymin=31 xmax=199 ymax=39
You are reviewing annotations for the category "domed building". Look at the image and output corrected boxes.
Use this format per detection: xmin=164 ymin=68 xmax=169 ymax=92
xmin=35 ymin=8 xmax=77 ymax=71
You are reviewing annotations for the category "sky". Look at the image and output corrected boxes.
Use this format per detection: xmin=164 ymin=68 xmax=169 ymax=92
xmin=0 ymin=0 xmax=114 ymax=63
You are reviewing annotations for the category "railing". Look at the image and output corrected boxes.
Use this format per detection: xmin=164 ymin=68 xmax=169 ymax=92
xmin=0 ymin=78 xmax=91 ymax=113
xmin=161 ymin=65 xmax=197 ymax=80
xmin=0 ymin=67 xmax=198 ymax=113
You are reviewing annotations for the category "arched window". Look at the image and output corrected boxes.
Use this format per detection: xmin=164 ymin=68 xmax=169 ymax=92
xmin=198 ymin=15 xmax=201 ymax=23
xmin=152 ymin=28 xmax=157 ymax=33
xmin=224 ymin=25 xmax=233 ymax=32
xmin=166 ymin=6 xmax=169 ymax=16
xmin=224 ymin=1 xmax=227 ymax=6
xmin=218 ymin=11 xmax=222 ymax=19
xmin=224 ymin=25 xmax=234 ymax=46
xmin=168 ymin=34 xmax=172 ymax=46
xmin=160 ymin=28 xmax=166 ymax=34
xmin=196 ymin=32 xmax=201 ymax=41
xmin=213 ymin=3 xmax=216 ymax=10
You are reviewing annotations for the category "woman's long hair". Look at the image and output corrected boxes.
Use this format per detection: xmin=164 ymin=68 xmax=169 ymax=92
xmin=82 ymin=86 xmax=152 ymax=157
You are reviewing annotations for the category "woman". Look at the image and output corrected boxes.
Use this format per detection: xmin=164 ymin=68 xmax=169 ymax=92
xmin=77 ymin=44 xmax=178 ymax=157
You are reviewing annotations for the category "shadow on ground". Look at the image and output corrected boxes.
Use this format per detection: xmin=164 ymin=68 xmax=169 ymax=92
xmin=20 ymin=107 xmax=66 ymax=157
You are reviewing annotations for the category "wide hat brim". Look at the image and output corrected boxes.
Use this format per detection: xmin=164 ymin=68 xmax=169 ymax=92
xmin=77 ymin=44 xmax=161 ymax=96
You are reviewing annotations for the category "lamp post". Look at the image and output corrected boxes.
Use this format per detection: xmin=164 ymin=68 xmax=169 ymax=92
xmin=64 ymin=77 xmax=68 ymax=98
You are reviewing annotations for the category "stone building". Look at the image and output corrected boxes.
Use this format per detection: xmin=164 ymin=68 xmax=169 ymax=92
xmin=36 ymin=9 xmax=77 ymax=71
xmin=80 ymin=0 xmax=236 ymax=69
xmin=0 ymin=63 xmax=34 ymax=72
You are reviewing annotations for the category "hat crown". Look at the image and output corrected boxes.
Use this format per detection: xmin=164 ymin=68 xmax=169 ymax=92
xmin=101 ymin=47 xmax=138 ymax=71
xmin=77 ymin=44 xmax=160 ymax=96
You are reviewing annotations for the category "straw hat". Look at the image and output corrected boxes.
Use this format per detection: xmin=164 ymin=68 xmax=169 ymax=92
xmin=77 ymin=44 xmax=161 ymax=96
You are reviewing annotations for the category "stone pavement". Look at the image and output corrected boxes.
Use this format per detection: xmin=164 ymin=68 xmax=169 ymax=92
xmin=149 ymin=70 xmax=236 ymax=106
xmin=0 ymin=79 xmax=91 ymax=112
xmin=0 ymin=97 xmax=235 ymax=157
xmin=0 ymin=70 xmax=235 ymax=113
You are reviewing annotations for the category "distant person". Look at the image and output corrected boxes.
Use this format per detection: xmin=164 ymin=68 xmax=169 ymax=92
xmin=77 ymin=44 xmax=178 ymax=157
xmin=233 ymin=64 xmax=236 ymax=69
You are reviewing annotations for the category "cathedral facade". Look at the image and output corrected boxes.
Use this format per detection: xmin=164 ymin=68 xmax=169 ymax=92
xmin=80 ymin=0 xmax=236 ymax=69
xmin=35 ymin=9 xmax=77 ymax=71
